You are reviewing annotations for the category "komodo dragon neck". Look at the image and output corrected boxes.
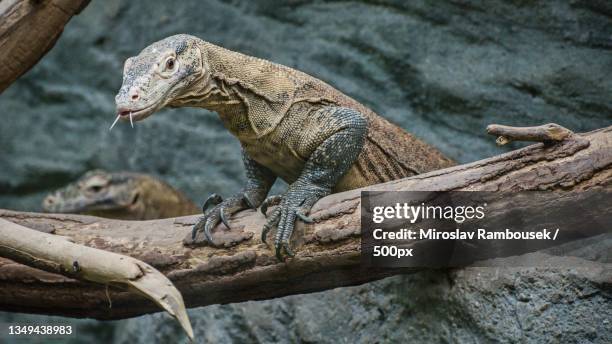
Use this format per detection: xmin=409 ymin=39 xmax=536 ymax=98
xmin=169 ymin=42 xmax=335 ymax=140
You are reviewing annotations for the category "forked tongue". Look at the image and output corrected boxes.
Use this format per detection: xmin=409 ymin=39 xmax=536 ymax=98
xmin=109 ymin=112 xmax=134 ymax=131
xmin=109 ymin=115 xmax=121 ymax=131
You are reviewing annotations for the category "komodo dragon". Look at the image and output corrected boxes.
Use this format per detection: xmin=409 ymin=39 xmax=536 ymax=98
xmin=42 ymin=170 xmax=199 ymax=220
xmin=113 ymin=34 xmax=454 ymax=259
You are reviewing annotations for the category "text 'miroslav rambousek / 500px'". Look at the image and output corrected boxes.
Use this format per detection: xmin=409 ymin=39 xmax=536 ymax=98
xmin=361 ymin=191 xmax=610 ymax=268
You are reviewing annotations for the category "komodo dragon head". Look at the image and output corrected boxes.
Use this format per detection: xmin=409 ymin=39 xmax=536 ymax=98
xmin=113 ymin=34 xmax=206 ymax=126
xmin=42 ymin=170 xmax=199 ymax=220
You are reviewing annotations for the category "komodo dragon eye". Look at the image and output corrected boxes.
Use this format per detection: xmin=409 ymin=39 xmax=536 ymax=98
xmin=88 ymin=185 xmax=103 ymax=193
xmin=82 ymin=176 xmax=108 ymax=193
xmin=161 ymin=57 xmax=177 ymax=74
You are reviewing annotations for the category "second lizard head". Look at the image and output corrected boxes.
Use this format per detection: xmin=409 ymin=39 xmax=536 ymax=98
xmin=42 ymin=170 xmax=199 ymax=220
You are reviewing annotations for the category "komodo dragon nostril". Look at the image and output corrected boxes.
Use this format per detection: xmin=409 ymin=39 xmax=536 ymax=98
xmin=128 ymin=87 xmax=140 ymax=101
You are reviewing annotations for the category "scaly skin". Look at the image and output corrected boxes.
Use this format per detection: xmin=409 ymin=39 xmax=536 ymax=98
xmin=42 ymin=170 xmax=199 ymax=220
xmin=114 ymin=34 xmax=454 ymax=259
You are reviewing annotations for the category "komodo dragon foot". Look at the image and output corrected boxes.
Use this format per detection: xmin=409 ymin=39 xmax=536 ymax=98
xmin=192 ymin=151 xmax=276 ymax=243
xmin=261 ymin=183 xmax=328 ymax=260
xmin=191 ymin=192 xmax=251 ymax=242
xmin=192 ymin=188 xmax=272 ymax=243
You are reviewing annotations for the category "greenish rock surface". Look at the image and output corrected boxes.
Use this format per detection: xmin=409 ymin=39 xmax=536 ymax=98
xmin=1 ymin=1 xmax=610 ymax=343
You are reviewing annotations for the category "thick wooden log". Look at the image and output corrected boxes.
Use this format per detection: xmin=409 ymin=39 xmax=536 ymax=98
xmin=0 ymin=0 xmax=90 ymax=92
xmin=0 ymin=126 xmax=610 ymax=319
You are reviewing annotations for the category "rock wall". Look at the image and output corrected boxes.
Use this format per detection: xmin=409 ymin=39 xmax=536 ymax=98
xmin=1 ymin=0 xmax=610 ymax=343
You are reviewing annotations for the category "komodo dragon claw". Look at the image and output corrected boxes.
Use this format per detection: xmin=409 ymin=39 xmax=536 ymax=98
xmin=276 ymin=242 xmax=295 ymax=261
xmin=219 ymin=206 xmax=232 ymax=230
xmin=260 ymin=195 xmax=282 ymax=217
xmin=261 ymin=185 xmax=324 ymax=261
xmin=296 ymin=211 xmax=314 ymax=223
xmin=242 ymin=192 xmax=257 ymax=209
xmin=201 ymin=193 xmax=223 ymax=213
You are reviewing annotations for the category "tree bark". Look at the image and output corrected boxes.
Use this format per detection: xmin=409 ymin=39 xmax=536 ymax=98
xmin=0 ymin=125 xmax=610 ymax=319
xmin=0 ymin=0 xmax=90 ymax=93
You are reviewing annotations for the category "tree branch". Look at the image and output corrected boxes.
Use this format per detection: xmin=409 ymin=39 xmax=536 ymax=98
xmin=0 ymin=125 xmax=610 ymax=319
xmin=0 ymin=0 xmax=91 ymax=92
xmin=0 ymin=218 xmax=193 ymax=340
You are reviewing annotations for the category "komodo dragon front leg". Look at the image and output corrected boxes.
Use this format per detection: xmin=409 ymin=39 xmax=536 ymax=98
xmin=193 ymin=107 xmax=367 ymax=259
xmin=192 ymin=151 xmax=276 ymax=243
xmin=261 ymin=107 xmax=367 ymax=259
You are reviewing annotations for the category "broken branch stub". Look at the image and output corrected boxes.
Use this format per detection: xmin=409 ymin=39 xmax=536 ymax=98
xmin=486 ymin=123 xmax=574 ymax=145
